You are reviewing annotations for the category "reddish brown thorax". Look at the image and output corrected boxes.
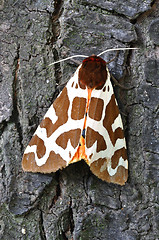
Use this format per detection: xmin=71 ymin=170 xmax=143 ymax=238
xmin=78 ymin=55 xmax=107 ymax=89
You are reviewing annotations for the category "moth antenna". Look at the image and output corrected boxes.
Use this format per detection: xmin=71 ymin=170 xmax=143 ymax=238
xmin=97 ymin=47 xmax=139 ymax=57
xmin=48 ymin=48 xmax=138 ymax=67
xmin=48 ymin=55 xmax=88 ymax=67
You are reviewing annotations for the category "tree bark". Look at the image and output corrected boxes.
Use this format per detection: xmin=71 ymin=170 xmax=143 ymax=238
xmin=0 ymin=0 xmax=158 ymax=239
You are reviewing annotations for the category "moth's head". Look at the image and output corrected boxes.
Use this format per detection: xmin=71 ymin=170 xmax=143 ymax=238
xmin=78 ymin=55 xmax=107 ymax=89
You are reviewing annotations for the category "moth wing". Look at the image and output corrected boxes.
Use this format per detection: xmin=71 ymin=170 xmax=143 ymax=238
xmin=85 ymin=71 xmax=128 ymax=185
xmin=22 ymin=65 xmax=88 ymax=173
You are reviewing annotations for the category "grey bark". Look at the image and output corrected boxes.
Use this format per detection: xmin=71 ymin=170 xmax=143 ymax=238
xmin=0 ymin=0 xmax=158 ymax=239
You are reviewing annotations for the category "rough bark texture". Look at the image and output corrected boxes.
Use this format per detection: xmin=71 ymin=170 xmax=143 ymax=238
xmin=0 ymin=0 xmax=158 ymax=239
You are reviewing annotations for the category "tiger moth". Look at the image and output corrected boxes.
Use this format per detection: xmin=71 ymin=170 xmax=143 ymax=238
xmin=22 ymin=54 xmax=128 ymax=185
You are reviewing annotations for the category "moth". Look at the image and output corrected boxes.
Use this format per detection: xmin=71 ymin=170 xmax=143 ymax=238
xmin=22 ymin=54 xmax=129 ymax=185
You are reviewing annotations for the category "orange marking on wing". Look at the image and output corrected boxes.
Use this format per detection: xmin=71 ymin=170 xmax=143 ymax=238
xmin=70 ymin=88 xmax=92 ymax=165
xmin=70 ymin=135 xmax=88 ymax=164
